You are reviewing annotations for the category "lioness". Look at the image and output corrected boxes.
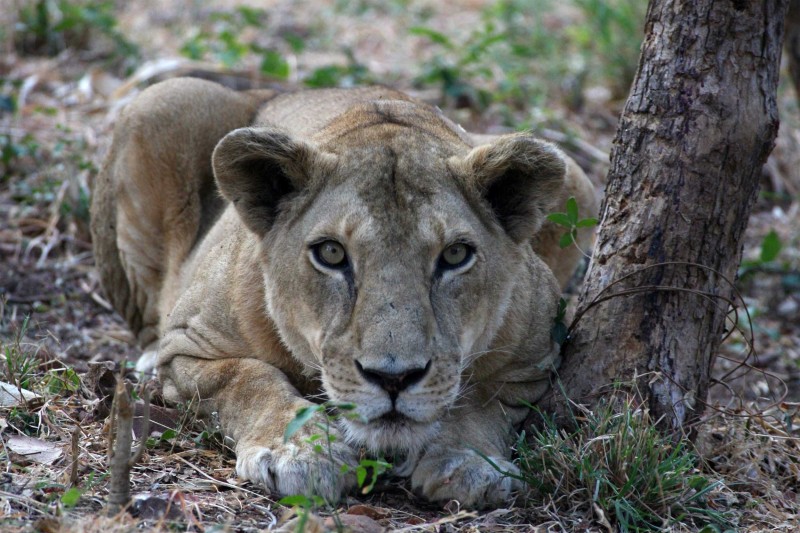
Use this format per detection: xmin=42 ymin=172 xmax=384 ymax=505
xmin=91 ymin=78 xmax=596 ymax=508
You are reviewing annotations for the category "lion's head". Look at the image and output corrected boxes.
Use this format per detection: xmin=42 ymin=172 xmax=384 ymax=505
xmin=212 ymin=100 xmax=564 ymax=458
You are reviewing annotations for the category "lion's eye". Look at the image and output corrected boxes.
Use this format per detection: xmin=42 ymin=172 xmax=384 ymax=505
xmin=312 ymin=240 xmax=348 ymax=269
xmin=438 ymin=243 xmax=474 ymax=270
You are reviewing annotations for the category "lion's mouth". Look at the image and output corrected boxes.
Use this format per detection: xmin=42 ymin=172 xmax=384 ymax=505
xmin=378 ymin=409 xmax=407 ymax=424
xmin=339 ymin=406 xmax=438 ymax=457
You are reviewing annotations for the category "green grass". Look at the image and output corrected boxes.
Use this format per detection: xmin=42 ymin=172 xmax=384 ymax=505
xmin=515 ymin=396 xmax=732 ymax=531
xmin=2 ymin=315 xmax=40 ymax=393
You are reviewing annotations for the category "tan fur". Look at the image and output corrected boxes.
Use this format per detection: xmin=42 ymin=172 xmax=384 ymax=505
xmin=91 ymin=78 xmax=597 ymax=508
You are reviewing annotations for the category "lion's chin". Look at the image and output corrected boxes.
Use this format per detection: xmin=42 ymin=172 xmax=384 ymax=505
xmin=338 ymin=413 xmax=439 ymax=473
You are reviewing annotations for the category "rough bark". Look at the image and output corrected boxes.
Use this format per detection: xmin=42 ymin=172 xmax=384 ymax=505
xmin=788 ymin=0 xmax=800 ymax=99
xmin=542 ymin=0 xmax=787 ymax=433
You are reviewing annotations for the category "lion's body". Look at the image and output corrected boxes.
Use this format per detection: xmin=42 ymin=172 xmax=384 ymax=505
xmin=91 ymin=78 xmax=597 ymax=507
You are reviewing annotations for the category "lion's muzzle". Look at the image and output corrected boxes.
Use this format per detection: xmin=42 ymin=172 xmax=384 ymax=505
xmin=354 ymin=359 xmax=431 ymax=402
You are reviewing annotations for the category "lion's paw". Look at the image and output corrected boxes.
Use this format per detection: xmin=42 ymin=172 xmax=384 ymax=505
xmin=236 ymin=437 xmax=358 ymax=502
xmin=411 ymin=450 xmax=522 ymax=508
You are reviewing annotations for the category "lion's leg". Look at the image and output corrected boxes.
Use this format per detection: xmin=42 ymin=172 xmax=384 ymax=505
xmin=91 ymin=78 xmax=275 ymax=368
xmin=160 ymin=354 xmax=357 ymax=500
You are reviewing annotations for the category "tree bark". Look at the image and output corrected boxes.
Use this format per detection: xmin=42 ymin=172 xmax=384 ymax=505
xmin=543 ymin=0 xmax=788 ymax=433
xmin=787 ymin=0 xmax=800 ymax=100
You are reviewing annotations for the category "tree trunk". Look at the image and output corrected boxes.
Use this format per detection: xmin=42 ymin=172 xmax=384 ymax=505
xmin=787 ymin=0 xmax=800 ymax=99
xmin=542 ymin=0 xmax=788 ymax=433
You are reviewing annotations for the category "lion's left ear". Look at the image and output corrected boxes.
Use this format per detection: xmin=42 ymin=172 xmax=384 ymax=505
xmin=450 ymin=134 xmax=566 ymax=242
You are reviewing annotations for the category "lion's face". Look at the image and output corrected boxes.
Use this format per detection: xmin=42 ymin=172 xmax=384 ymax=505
xmin=264 ymin=150 xmax=528 ymax=454
xmin=212 ymin=101 xmax=565 ymax=456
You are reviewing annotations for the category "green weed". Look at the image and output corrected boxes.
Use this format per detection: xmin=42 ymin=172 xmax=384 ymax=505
xmin=551 ymin=297 xmax=569 ymax=346
xmin=1 ymin=311 xmax=48 ymax=435
xmin=570 ymin=0 xmax=647 ymax=99
xmin=515 ymin=397 xmax=732 ymax=531
xmin=412 ymin=0 xmax=646 ymax=113
xmin=304 ymin=51 xmax=373 ymax=88
xmin=411 ymin=23 xmax=504 ymax=109
xmin=180 ymin=7 xmax=290 ymax=79
xmin=14 ymin=0 xmax=139 ymax=71
xmin=2 ymin=315 xmax=40 ymax=393
xmin=281 ymin=402 xmax=391 ymax=528
xmin=547 ymin=195 xmax=598 ymax=253
xmin=1 ymin=133 xmax=41 ymax=182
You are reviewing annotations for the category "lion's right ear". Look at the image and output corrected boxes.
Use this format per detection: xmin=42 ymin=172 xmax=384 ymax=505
xmin=213 ymin=127 xmax=336 ymax=235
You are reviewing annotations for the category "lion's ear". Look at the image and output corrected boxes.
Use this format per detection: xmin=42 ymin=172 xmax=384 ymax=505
xmin=452 ymin=134 xmax=566 ymax=242
xmin=213 ymin=127 xmax=335 ymax=235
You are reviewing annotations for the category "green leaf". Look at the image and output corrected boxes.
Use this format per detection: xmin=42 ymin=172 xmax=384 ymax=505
xmin=551 ymin=321 xmax=568 ymax=345
xmin=284 ymin=33 xmax=306 ymax=54
xmin=260 ymin=50 xmax=289 ymax=79
xmin=565 ymin=197 xmax=579 ymax=224
xmin=558 ymin=231 xmax=575 ymax=249
xmin=160 ymin=428 xmax=177 ymax=441
xmin=556 ymin=297 xmax=567 ymax=321
xmin=180 ymin=37 xmax=207 ymax=60
xmin=409 ymin=26 xmax=453 ymax=48
xmin=284 ymin=405 xmax=321 ymax=443
xmin=546 ymin=213 xmax=572 ymax=227
xmin=278 ymin=494 xmax=311 ymax=507
xmin=356 ymin=465 xmax=367 ymax=487
xmin=576 ymin=217 xmax=598 ymax=228
xmin=61 ymin=487 xmax=82 ymax=507
xmin=759 ymin=230 xmax=782 ymax=263
xmin=236 ymin=6 xmax=265 ymax=26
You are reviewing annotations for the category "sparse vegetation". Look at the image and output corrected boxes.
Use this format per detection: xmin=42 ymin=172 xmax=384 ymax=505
xmin=412 ymin=0 xmax=647 ymax=114
xmin=284 ymin=403 xmax=392 ymax=498
xmin=13 ymin=0 xmax=139 ymax=71
xmin=517 ymin=396 xmax=731 ymax=531
xmin=180 ymin=6 xmax=291 ymax=79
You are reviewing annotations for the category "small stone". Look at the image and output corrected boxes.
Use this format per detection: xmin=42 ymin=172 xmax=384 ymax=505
xmin=777 ymin=298 xmax=798 ymax=317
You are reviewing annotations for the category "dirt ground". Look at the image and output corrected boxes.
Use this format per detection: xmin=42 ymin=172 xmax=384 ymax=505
xmin=1 ymin=1 xmax=799 ymax=531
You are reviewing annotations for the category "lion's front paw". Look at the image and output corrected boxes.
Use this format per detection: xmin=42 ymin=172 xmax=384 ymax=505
xmin=411 ymin=450 xmax=522 ymax=509
xmin=236 ymin=437 xmax=358 ymax=503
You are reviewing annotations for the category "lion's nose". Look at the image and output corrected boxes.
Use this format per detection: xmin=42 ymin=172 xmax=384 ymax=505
xmin=355 ymin=360 xmax=431 ymax=401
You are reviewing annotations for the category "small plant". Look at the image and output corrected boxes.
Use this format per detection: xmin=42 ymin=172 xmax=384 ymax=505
xmin=2 ymin=315 xmax=40 ymax=393
xmin=514 ymin=396 xmax=731 ymax=531
xmin=43 ymin=367 xmax=82 ymax=395
xmin=551 ymin=297 xmax=569 ymax=346
xmin=180 ymin=7 xmax=290 ymax=79
xmin=304 ymin=50 xmax=373 ymax=88
xmin=281 ymin=402 xmax=392 ymax=528
xmin=740 ymin=229 xmax=783 ymax=275
xmin=547 ymin=196 xmax=598 ymax=253
xmin=1 ymin=311 xmax=48 ymax=434
xmin=284 ymin=402 xmax=391 ymax=495
xmin=411 ymin=0 xmax=646 ymax=114
xmin=410 ymin=23 xmax=504 ymax=109
xmin=14 ymin=0 xmax=139 ymax=70
xmin=570 ymin=0 xmax=647 ymax=99
xmin=1 ymin=133 xmax=41 ymax=181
